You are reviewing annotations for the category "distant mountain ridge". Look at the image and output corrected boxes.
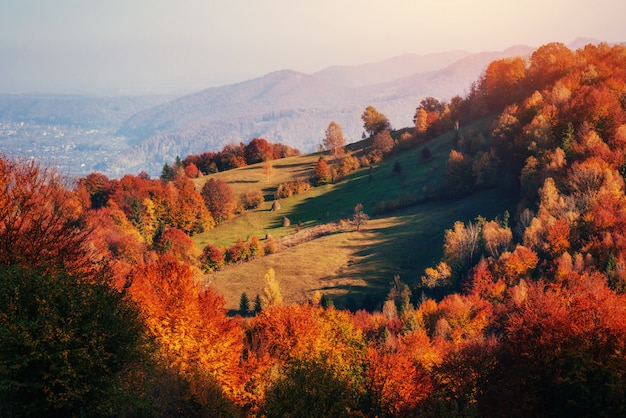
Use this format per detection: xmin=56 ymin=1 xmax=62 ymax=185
xmin=114 ymin=45 xmax=536 ymax=175
xmin=313 ymin=50 xmax=471 ymax=87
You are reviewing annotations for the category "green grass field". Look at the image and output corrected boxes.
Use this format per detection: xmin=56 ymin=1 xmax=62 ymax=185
xmin=192 ymin=119 xmax=517 ymax=311
xmin=192 ymin=128 xmax=456 ymax=248
xmin=206 ymin=189 xmax=517 ymax=312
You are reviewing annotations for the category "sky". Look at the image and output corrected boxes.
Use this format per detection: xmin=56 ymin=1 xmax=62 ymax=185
xmin=1 ymin=0 xmax=625 ymax=95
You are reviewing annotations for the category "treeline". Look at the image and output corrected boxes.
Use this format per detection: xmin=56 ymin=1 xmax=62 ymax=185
xmin=174 ymin=137 xmax=300 ymax=178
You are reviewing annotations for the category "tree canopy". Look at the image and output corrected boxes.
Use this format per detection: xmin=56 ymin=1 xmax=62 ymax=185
xmin=361 ymin=105 xmax=390 ymax=137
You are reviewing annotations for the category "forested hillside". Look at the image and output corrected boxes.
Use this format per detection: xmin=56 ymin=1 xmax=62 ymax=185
xmin=3 ymin=41 xmax=626 ymax=416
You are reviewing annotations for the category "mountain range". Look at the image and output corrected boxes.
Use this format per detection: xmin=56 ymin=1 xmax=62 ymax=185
xmin=113 ymin=44 xmax=535 ymax=175
xmin=3 ymin=41 xmax=603 ymax=177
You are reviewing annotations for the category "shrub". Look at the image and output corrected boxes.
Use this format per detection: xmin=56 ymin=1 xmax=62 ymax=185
xmin=226 ymin=239 xmax=249 ymax=264
xmin=312 ymin=159 xmax=332 ymax=186
xmin=241 ymin=188 xmax=265 ymax=210
xmin=200 ymin=243 xmax=225 ymax=272
xmin=368 ymin=149 xmax=384 ymax=164
xmin=275 ymin=179 xmax=311 ymax=198
xmin=374 ymin=194 xmax=417 ymax=215
xmin=337 ymin=155 xmax=361 ymax=177
xmin=247 ymin=235 xmax=265 ymax=259
xmin=265 ymin=234 xmax=278 ymax=254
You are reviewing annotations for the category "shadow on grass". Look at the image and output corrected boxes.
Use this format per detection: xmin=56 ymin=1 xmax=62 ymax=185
xmin=231 ymin=179 xmax=259 ymax=184
xmin=288 ymin=185 xmax=519 ymax=311
xmin=273 ymin=162 xmax=311 ymax=169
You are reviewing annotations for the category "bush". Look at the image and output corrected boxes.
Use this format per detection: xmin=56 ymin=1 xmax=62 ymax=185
xmin=241 ymin=188 xmax=265 ymax=210
xmin=265 ymin=234 xmax=278 ymax=254
xmin=200 ymin=244 xmax=225 ymax=272
xmin=275 ymin=179 xmax=311 ymax=198
xmin=247 ymin=235 xmax=265 ymax=259
xmin=226 ymin=239 xmax=249 ymax=264
xmin=368 ymin=149 xmax=384 ymax=164
xmin=337 ymin=155 xmax=361 ymax=177
xmin=312 ymin=159 xmax=332 ymax=186
xmin=374 ymin=194 xmax=418 ymax=215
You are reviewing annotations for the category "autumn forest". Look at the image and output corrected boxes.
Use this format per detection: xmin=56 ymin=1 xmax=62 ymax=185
xmin=3 ymin=42 xmax=626 ymax=417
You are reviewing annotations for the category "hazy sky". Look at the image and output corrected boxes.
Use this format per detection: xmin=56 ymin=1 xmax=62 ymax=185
xmin=1 ymin=0 xmax=624 ymax=95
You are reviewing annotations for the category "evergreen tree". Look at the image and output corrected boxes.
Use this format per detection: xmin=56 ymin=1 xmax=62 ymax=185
xmin=253 ymin=294 xmax=263 ymax=314
xmin=161 ymin=162 xmax=175 ymax=181
xmin=239 ymin=292 xmax=250 ymax=316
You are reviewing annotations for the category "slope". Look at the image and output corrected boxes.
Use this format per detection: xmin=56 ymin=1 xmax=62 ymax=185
xmin=194 ymin=120 xmax=518 ymax=311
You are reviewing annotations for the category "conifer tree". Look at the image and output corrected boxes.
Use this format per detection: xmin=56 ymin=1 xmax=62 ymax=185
xmin=239 ymin=292 xmax=250 ymax=316
xmin=253 ymin=294 xmax=263 ymax=314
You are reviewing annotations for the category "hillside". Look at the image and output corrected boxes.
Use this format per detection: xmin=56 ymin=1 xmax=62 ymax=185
xmin=191 ymin=119 xmax=517 ymax=311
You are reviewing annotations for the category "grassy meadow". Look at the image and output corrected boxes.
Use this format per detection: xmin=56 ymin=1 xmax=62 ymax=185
xmin=192 ymin=120 xmax=516 ymax=311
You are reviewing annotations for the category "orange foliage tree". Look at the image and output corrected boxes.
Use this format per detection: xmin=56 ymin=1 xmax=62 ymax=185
xmin=365 ymin=343 xmax=432 ymax=416
xmin=201 ymin=178 xmax=237 ymax=223
xmin=128 ymin=254 xmax=243 ymax=407
xmin=481 ymin=274 xmax=626 ymax=416
xmin=0 ymin=156 xmax=95 ymax=278
xmin=247 ymin=304 xmax=367 ymax=415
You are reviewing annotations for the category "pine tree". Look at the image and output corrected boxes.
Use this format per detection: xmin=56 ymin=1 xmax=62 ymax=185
xmin=253 ymin=294 xmax=263 ymax=314
xmin=161 ymin=162 xmax=175 ymax=181
xmin=239 ymin=292 xmax=250 ymax=316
